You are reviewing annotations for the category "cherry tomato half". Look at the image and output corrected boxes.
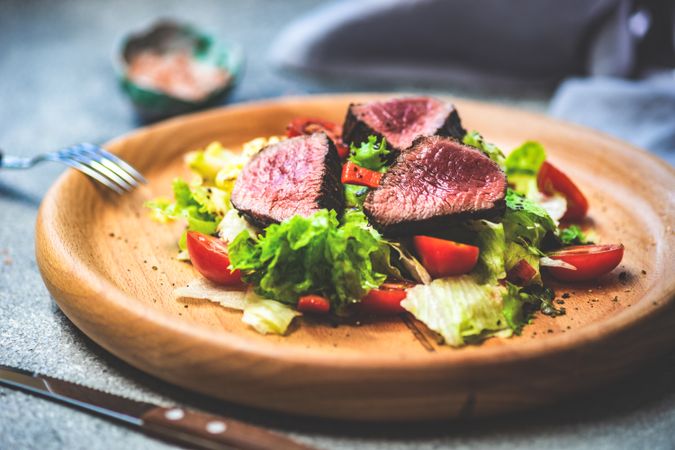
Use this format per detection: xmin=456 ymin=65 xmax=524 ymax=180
xmin=186 ymin=231 xmax=243 ymax=286
xmin=359 ymin=287 xmax=408 ymax=315
xmin=413 ymin=236 xmax=480 ymax=278
xmin=545 ymin=244 xmax=624 ymax=282
xmin=297 ymin=295 xmax=331 ymax=314
xmin=537 ymin=161 xmax=589 ymax=222
xmin=285 ymin=117 xmax=349 ymax=158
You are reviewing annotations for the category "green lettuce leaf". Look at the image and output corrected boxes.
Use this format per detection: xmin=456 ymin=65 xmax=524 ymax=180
xmin=145 ymin=179 xmax=220 ymax=250
xmin=467 ymin=220 xmax=506 ymax=284
xmin=504 ymin=141 xmax=546 ymax=199
xmin=504 ymin=189 xmax=557 ymax=248
xmin=190 ymin=185 xmax=230 ymax=217
xmin=229 ymin=209 xmax=393 ymax=310
xmin=348 ymin=135 xmax=390 ymax=171
xmin=501 ymin=189 xmax=558 ymax=284
xmin=501 ymin=282 xmax=543 ymax=332
xmin=344 ymin=184 xmax=369 ymax=209
xmin=462 ymin=131 xmax=506 ymax=169
xmin=401 ymin=275 xmax=510 ymax=347
xmin=242 ymin=290 xmax=301 ymax=335
xmin=557 ymin=225 xmax=589 ymax=246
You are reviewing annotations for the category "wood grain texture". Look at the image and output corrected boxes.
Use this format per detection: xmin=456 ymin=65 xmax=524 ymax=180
xmin=35 ymin=94 xmax=675 ymax=421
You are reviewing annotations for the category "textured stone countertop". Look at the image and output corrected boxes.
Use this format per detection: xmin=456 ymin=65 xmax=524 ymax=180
xmin=1 ymin=1 xmax=674 ymax=449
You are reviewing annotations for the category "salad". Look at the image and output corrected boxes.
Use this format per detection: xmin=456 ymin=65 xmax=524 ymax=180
xmin=147 ymin=97 xmax=624 ymax=347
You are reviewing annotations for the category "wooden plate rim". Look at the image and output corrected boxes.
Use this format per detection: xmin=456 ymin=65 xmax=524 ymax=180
xmin=37 ymin=94 xmax=675 ymax=371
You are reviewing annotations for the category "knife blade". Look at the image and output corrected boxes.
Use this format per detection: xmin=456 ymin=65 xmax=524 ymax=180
xmin=0 ymin=365 xmax=316 ymax=450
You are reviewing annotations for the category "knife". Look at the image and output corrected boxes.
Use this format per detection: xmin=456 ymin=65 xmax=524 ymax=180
xmin=0 ymin=365 xmax=316 ymax=450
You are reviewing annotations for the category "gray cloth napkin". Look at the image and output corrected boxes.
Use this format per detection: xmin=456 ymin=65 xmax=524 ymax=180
xmin=271 ymin=0 xmax=631 ymax=88
xmin=549 ymin=75 xmax=675 ymax=166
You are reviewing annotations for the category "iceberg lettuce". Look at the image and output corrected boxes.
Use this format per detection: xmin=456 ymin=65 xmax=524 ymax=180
xmin=401 ymin=276 xmax=510 ymax=347
xmin=242 ymin=290 xmax=301 ymax=335
xmin=467 ymin=220 xmax=506 ymax=284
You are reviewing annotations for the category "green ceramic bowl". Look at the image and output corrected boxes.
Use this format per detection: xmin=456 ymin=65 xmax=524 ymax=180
xmin=115 ymin=20 xmax=244 ymax=121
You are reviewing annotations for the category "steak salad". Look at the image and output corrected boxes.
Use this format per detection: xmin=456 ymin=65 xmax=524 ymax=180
xmin=147 ymin=97 xmax=625 ymax=346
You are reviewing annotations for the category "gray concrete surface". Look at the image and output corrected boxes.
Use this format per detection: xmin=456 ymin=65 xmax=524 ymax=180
xmin=1 ymin=1 xmax=674 ymax=449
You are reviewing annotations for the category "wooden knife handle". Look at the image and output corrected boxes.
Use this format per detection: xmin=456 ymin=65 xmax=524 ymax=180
xmin=141 ymin=406 xmax=316 ymax=450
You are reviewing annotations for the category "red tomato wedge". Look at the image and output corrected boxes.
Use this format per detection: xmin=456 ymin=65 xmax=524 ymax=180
xmin=506 ymin=259 xmax=537 ymax=286
xmin=341 ymin=161 xmax=383 ymax=188
xmin=359 ymin=286 xmax=408 ymax=315
xmin=413 ymin=236 xmax=480 ymax=278
xmin=285 ymin=117 xmax=349 ymax=158
xmin=297 ymin=295 xmax=331 ymax=314
xmin=186 ymin=231 xmax=243 ymax=286
xmin=545 ymin=244 xmax=624 ymax=282
xmin=537 ymin=161 xmax=589 ymax=222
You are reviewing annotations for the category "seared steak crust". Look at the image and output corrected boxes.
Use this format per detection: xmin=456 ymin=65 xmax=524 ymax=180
xmin=342 ymin=97 xmax=466 ymax=154
xmin=364 ymin=136 xmax=506 ymax=235
xmin=231 ymin=133 xmax=344 ymax=228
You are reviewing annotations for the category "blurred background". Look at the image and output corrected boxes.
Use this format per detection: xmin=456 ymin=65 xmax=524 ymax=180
xmin=1 ymin=0 xmax=673 ymax=166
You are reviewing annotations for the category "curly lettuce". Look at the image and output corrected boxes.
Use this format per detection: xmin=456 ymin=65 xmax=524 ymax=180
xmin=558 ymin=224 xmax=589 ymax=246
xmin=145 ymin=179 xmax=221 ymax=250
xmin=348 ymin=135 xmax=390 ymax=171
xmin=228 ymin=209 xmax=395 ymax=311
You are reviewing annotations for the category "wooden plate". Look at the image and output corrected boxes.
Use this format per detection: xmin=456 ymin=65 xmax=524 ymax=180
xmin=36 ymin=94 xmax=675 ymax=421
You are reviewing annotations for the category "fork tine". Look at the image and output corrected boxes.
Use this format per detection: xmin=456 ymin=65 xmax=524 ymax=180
xmin=75 ymin=144 xmax=140 ymax=188
xmin=98 ymin=158 xmax=139 ymax=188
xmin=82 ymin=143 xmax=147 ymax=184
xmin=58 ymin=158 xmax=125 ymax=194
xmin=65 ymin=150 xmax=134 ymax=192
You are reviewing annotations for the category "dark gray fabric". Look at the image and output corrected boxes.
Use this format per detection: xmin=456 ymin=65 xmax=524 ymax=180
xmin=271 ymin=0 xmax=626 ymax=88
xmin=549 ymin=75 xmax=675 ymax=165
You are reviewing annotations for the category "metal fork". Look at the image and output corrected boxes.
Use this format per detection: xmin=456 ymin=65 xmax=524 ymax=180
xmin=0 ymin=143 xmax=146 ymax=194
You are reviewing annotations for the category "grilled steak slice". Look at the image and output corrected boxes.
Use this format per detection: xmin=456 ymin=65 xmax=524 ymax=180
xmin=364 ymin=136 xmax=506 ymax=235
xmin=231 ymin=133 xmax=344 ymax=228
xmin=342 ymin=97 xmax=465 ymax=153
